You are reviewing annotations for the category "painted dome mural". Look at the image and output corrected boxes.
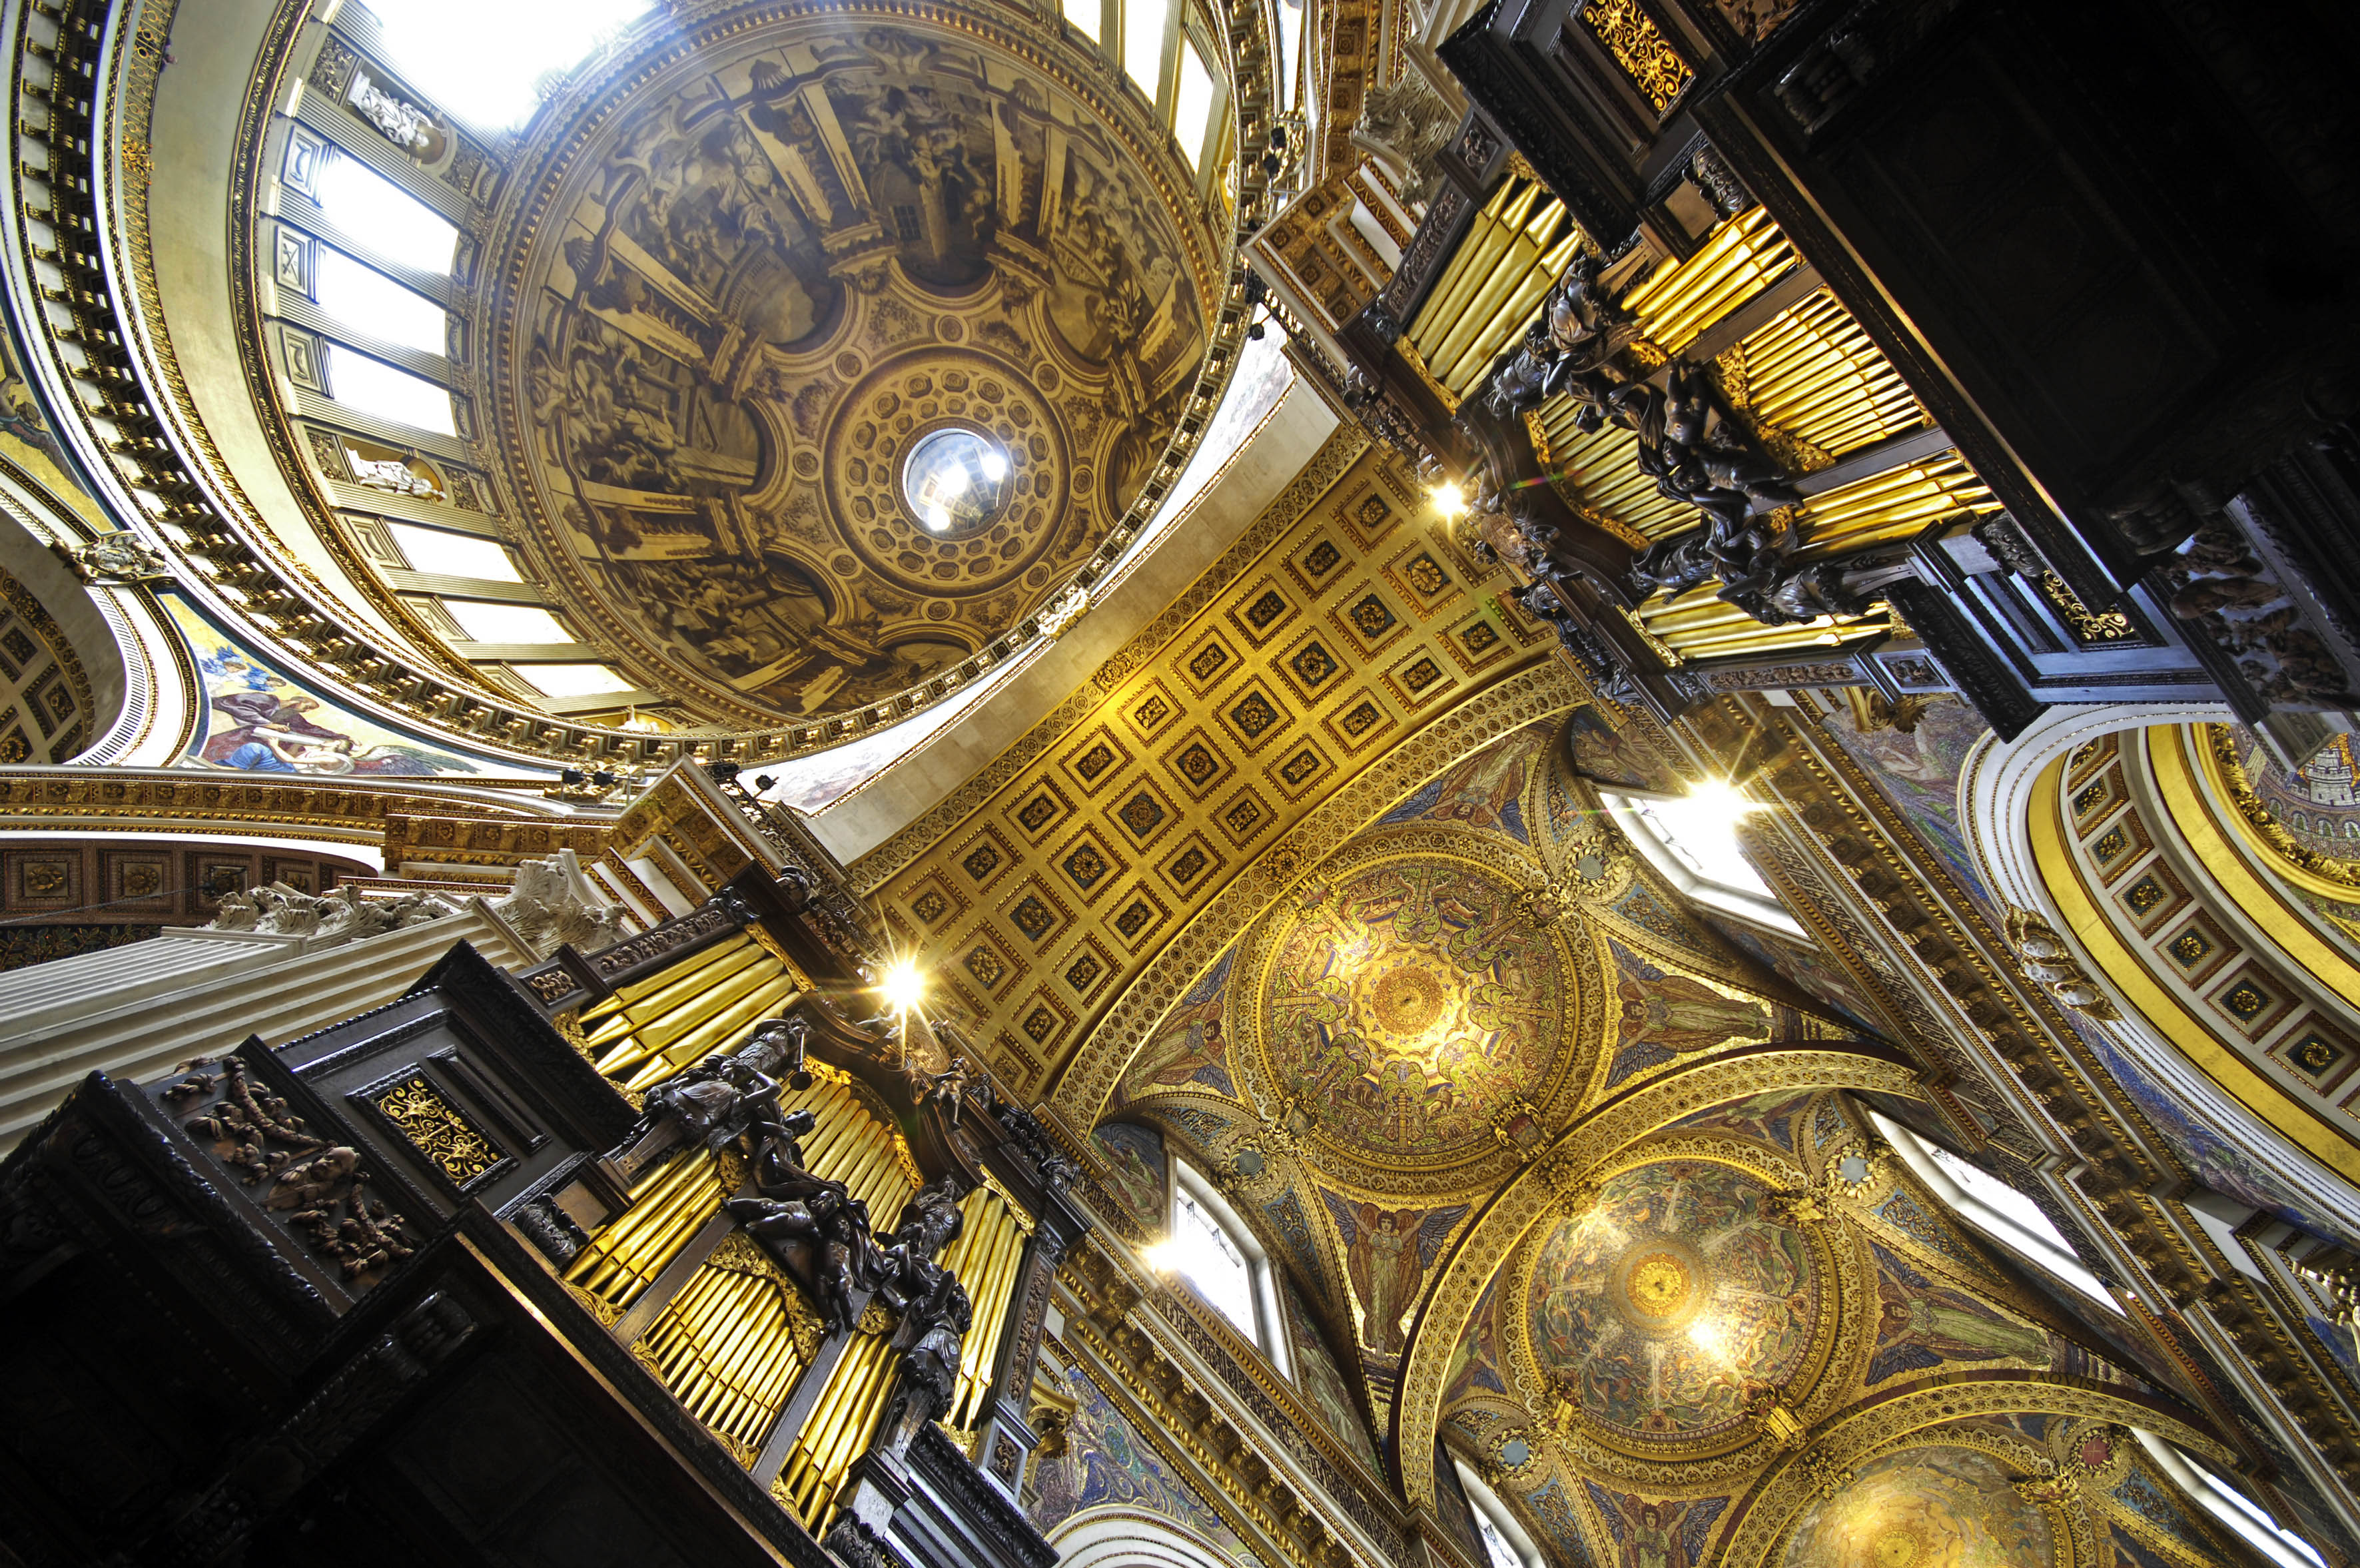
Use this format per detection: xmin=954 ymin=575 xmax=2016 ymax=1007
xmin=1526 ymin=1159 xmax=1827 ymax=1449
xmin=488 ymin=14 xmax=1214 ymax=721
xmin=1776 ymin=1445 xmax=2057 ymax=1568
xmin=1252 ymin=853 xmax=1577 ymax=1178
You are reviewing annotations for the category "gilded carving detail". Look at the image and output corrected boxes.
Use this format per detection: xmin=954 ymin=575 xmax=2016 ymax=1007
xmin=1580 ymin=0 xmax=1693 ymax=113
xmin=372 ymin=1072 xmax=503 ymax=1187
xmin=2039 ymin=571 xmax=2136 ymax=643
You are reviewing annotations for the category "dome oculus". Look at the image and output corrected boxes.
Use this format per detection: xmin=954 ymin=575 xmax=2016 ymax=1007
xmin=902 ymin=426 xmax=1012 ymax=537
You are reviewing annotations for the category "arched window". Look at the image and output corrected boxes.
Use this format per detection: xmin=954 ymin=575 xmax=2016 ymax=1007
xmin=310 ymin=147 xmax=457 ymax=274
xmin=1451 ymin=1458 xmax=1543 ymax=1568
xmin=2134 ymin=1431 xmax=2327 ymax=1568
xmin=1599 ymin=787 xmax=1804 ymax=939
xmin=1871 ymin=1110 xmax=2122 ymax=1314
xmin=314 ymin=247 xmax=448 ymax=354
xmin=1060 ymin=0 xmax=1231 ymax=184
xmin=1149 ymin=1158 xmax=1289 ymax=1370
xmin=362 ymin=0 xmax=655 ymax=131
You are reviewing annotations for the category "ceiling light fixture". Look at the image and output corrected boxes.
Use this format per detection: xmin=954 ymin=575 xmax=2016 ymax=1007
xmin=1431 ymin=481 xmax=1467 ymax=516
xmin=879 ymin=959 xmax=927 ymax=1014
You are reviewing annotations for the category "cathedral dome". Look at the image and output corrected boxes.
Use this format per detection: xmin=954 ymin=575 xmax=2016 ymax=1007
xmin=1247 ymin=850 xmax=1586 ymax=1188
xmin=478 ymin=9 xmax=1222 ymax=723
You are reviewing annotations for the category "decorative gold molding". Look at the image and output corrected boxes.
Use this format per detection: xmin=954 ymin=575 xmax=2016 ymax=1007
xmin=853 ymin=425 xmax=1372 ymax=893
xmin=2200 ymin=721 xmax=2360 ymax=891
xmin=0 ymin=562 xmax=97 ymax=759
xmin=1048 ymin=659 xmax=1585 ymax=1126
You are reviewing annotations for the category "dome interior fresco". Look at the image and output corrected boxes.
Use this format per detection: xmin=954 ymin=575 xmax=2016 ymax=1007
xmin=1254 ymin=853 xmax=1579 ymax=1181
xmin=1097 ymin=723 xmax=1880 ymax=1449
xmin=1777 ymin=1444 xmax=2059 ymax=1568
xmin=1085 ymin=718 xmax=2262 ymax=1568
xmin=495 ymin=16 xmax=1217 ymax=722
xmin=1525 ymin=1158 xmax=1836 ymax=1455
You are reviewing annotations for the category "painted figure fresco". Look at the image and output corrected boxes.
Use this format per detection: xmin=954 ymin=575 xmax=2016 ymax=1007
xmin=1089 ymin=1121 xmax=1167 ymax=1237
xmin=1527 ymin=1160 xmax=1820 ymax=1443
xmin=1283 ymin=1278 xmax=1381 ymax=1471
xmin=1441 ymin=1274 xmax=1508 ymax=1405
xmin=1617 ymin=971 xmax=1772 ymax=1054
xmin=0 ymin=325 xmax=99 ymax=513
xmin=1664 ymin=1088 xmax=1812 ymax=1152
xmin=1565 ymin=702 xmax=1665 ymax=791
xmin=1865 ymin=1242 xmax=2051 ymax=1385
xmin=1380 ymin=723 xmax=1543 ymax=839
xmin=510 ymin=21 xmax=1211 ymax=722
xmin=1818 ymin=694 xmax=1996 ymax=915
xmin=1777 ymin=1445 xmax=2054 ymax=1568
xmin=1322 ymin=1192 xmax=1467 ymax=1356
xmin=1585 ymin=1487 xmax=1727 ymax=1568
xmin=1026 ymin=1362 xmax=1252 ymax=1565
xmin=168 ymin=599 xmax=485 ymax=777
xmin=1119 ymin=951 xmax=1234 ymax=1102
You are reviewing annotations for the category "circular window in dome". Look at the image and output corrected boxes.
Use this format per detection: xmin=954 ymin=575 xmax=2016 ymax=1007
xmin=901 ymin=425 xmax=1012 ymax=538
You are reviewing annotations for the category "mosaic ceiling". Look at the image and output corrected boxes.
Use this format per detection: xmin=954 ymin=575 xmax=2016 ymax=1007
xmin=1254 ymin=853 xmax=1579 ymax=1182
xmin=1097 ymin=718 xmax=1869 ymax=1431
xmin=1526 ymin=1158 xmax=1833 ymax=1457
xmin=490 ymin=15 xmax=1217 ymax=720
xmin=1077 ymin=709 xmax=2267 ymax=1567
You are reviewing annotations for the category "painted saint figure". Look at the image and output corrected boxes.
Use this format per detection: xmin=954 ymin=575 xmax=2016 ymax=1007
xmin=1617 ymin=972 xmax=1771 ymax=1053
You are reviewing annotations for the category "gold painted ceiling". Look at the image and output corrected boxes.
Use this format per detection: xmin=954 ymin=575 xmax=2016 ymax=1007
xmin=488 ymin=11 xmax=1218 ymax=721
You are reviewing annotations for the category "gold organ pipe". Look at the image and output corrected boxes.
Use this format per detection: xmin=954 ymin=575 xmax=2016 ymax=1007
xmin=1733 ymin=298 xmax=1926 ymax=458
xmin=566 ymin=1149 xmax=723 ymax=1306
xmin=583 ymin=942 xmax=768 ymax=1044
xmin=1425 ymin=220 xmax=1576 ymax=392
xmin=621 ymin=974 xmax=804 ymax=1088
xmin=949 ymin=1198 xmax=1024 ymax=1428
xmin=1411 ymin=181 xmax=1523 ymax=346
xmin=646 ymin=1262 xmax=807 ymax=1451
xmin=566 ymin=1153 xmax=693 ymax=1296
xmin=582 ymin=936 xmax=757 ymax=1025
xmin=593 ymin=951 xmax=785 ymax=1075
xmin=650 ymin=972 xmax=804 ymax=1072
xmin=832 ymin=1142 xmax=889 ymax=1215
xmin=781 ymin=1335 xmax=896 ymax=1526
xmin=1432 ymin=223 xmax=1579 ymax=393
xmin=689 ymin=1282 xmax=766 ymax=1423
xmin=1623 ymin=209 xmax=1793 ymax=350
xmin=1411 ymin=179 xmax=1589 ymax=399
xmin=623 ymin=959 xmax=791 ymax=1054
xmin=1796 ymin=463 xmax=1997 ymax=558
xmin=849 ymin=1155 xmax=901 ymax=1218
